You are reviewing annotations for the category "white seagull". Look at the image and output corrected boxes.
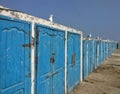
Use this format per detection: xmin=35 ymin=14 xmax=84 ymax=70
xmin=49 ymin=14 xmax=53 ymax=22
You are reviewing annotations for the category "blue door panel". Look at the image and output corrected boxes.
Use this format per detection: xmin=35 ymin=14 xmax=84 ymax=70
xmin=85 ymin=41 xmax=88 ymax=78
xmin=12 ymin=89 xmax=24 ymax=94
xmin=102 ymin=42 xmax=103 ymax=62
xmin=67 ymin=33 xmax=80 ymax=93
xmin=99 ymin=41 xmax=101 ymax=64
xmin=82 ymin=40 xmax=87 ymax=79
xmin=36 ymin=26 xmax=65 ymax=94
xmin=53 ymin=31 xmax=65 ymax=71
xmin=74 ymin=64 xmax=80 ymax=85
xmin=88 ymin=41 xmax=90 ymax=74
xmin=88 ymin=40 xmax=93 ymax=73
xmin=91 ymin=41 xmax=94 ymax=72
xmin=93 ymin=40 xmax=97 ymax=69
xmin=0 ymin=18 xmax=31 ymax=94
xmin=96 ymin=41 xmax=99 ymax=67
xmin=90 ymin=41 xmax=93 ymax=72
xmin=82 ymin=40 xmax=84 ymax=79
xmin=87 ymin=41 xmax=90 ymax=74
xmin=98 ymin=41 xmax=100 ymax=64
xmin=74 ymin=34 xmax=80 ymax=85
xmin=53 ymin=70 xmax=64 ymax=94
xmin=101 ymin=42 xmax=103 ymax=62
xmin=38 ymin=78 xmax=52 ymax=94
xmin=52 ymin=31 xmax=65 ymax=94
xmin=37 ymin=28 xmax=51 ymax=82
xmin=67 ymin=34 xmax=74 ymax=92
xmin=92 ymin=41 xmax=95 ymax=71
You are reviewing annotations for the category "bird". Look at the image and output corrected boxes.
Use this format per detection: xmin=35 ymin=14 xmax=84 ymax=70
xmin=0 ymin=5 xmax=4 ymax=8
xmin=48 ymin=14 xmax=53 ymax=22
xmin=96 ymin=37 xmax=99 ymax=40
xmin=89 ymin=33 xmax=92 ymax=38
xmin=87 ymin=33 xmax=92 ymax=38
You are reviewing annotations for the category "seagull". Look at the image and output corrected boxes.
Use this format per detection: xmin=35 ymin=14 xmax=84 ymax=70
xmin=89 ymin=33 xmax=91 ymax=38
xmin=87 ymin=33 xmax=92 ymax=38
xmin=49 ymin=14 xmax=53 ymax=22
xmin=0 ymin=5 xmax=4 ymax=8
xmin=96 ymin=37 xmax=99 ymax=40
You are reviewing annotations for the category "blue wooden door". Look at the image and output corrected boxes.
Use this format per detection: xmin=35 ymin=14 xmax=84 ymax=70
xmin=67 ymin=33 xmax=80 ymax=93
xmin=0 ymin=17 xmax=31 ymax=94
xmin=36 ymin=26 xmax=65 ymax=94
xmin=96 ymin=41 xmax=99 ymax=67
xmin=82 ymin=40 xmax=87 ymax=79
xmin=93 ymin=40 xmax=96 ymax=70
xmin=88 ymin=40 xmax=93 ymax=73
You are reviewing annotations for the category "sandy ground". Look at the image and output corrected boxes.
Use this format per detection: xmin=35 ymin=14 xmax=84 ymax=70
xmin=70 ymin=49 xmax=120 ymax=94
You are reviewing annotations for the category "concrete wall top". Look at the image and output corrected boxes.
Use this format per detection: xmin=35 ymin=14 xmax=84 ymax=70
xmin=0 ymin=6 xmax=82 ymax=34
xmin=83 ymin=37 xmax=98 ymax=41
xmin=83 ymin=37 xmax=118 ymax=43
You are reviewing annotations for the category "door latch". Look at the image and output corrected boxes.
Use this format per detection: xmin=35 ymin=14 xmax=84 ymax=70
xmin=50 ymin=56 xmax=55 ymax=64
xmin=72 ymin=53 xmax=76 ymax=67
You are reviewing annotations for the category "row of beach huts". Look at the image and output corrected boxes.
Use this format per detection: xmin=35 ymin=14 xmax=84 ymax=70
xmin=0 ymin=6 xmax=118 ymax=94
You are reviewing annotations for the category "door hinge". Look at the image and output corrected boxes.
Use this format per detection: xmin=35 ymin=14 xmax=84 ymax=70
xmin=22 ymin=43 xmax=34 ymax=47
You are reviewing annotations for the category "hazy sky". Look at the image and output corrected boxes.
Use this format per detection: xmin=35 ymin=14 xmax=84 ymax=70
xmin=0 ymin=0 xmax=120 ymax=41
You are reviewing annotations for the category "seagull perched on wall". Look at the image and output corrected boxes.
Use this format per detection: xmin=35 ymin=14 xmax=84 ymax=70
xmin=48 ymin=14 xmax=53 ymax=22
xmin=96 ymin=37 xmax=99 ymax=40
xmin=0 ymin=5 xmax=4 ymax=8
xmin=87 ymin=33 xmax=92 ymax=38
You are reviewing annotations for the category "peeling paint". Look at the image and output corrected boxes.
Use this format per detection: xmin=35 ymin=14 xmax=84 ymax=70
xmin=0 ymin=6 xmax=82 ymax=34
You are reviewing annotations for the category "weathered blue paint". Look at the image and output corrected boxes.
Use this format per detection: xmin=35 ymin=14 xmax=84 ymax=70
xmin=103 ymin=42 xmax=105 ymax=61
xmin=67 ymin=32 xmax=80 ymax=93
xmin=82 ymin=38 xmax=118 ymax=78
xmin=105 ymin=42 xmax=108 ymax=59
xmin=35 ymin=25 xmax=65 ymax=94
xmin=82 ymin=40 xmax=87 ymax=80
xmin=105 ymin=42 xmax=107 ymax=59
xmin=102 ymin=41 xmax=104 ymax=63
xmin=93 ymin=40 xmax=97 ymax=69
xmin=106 ymin=42 xmax=109 ymax=58
xmin=91 ymin=40 xmax=95 ymax=71
xmin=0 ymin=13 xmax=118 ymax=94
xmin=98 ymin=41 xmax=101 ymax=64
xmin=88 ymin=40 xmax=93 ymax=74
xmin=97 ymin=41 xmax=99 ymax=65
xmin=109 ymin=43 xmax=111 ymax=56
xmin=96 ymin=40 xmax=99 ymax=67
xmin=0 ymin=16 xmax=31 ymax=94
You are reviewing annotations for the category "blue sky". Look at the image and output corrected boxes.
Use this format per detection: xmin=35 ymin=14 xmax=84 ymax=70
xmin=0 ymin=0 xmax=120 ymax=41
